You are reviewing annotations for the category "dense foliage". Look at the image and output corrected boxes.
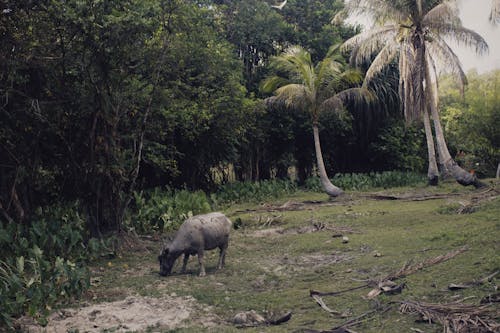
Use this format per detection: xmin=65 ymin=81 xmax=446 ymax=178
xmin=0 ymin=204 xmax=99 ymax=328
xmin=440 ymin=70 xmax=500 ymax=177
xmin=0 ymin=0 xmax=495 ymax=328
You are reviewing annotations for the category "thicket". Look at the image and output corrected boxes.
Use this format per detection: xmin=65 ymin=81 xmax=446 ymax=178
xmin=0 ymin=204 xmax=111 ymax=328
xmin=440 ymin=70 xmax=500 ymax=177
xmin=129 ymin=171 xmax=425 ymax=234
xmin=1 ymin=0 xmax=494 ymax=329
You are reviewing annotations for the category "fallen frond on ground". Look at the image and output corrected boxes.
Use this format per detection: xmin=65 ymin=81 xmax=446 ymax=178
xmin=448 ymin=270 xmax=499 ymax=290
xmin=309 ymin=247 xmax=469 ymax=301
xmin=382 ymin=246 xmax=468 ymax=282
xmin=399 ymin=299 xmax=500 ymax=333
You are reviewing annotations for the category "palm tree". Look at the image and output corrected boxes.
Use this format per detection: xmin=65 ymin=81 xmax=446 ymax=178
xmin=261 ymin=45 xmax=371 ymax=197
xmin=343 ymin=0 xmax=488 ymax=188
xmin=491 ymin=0 xmax=500 ymax=24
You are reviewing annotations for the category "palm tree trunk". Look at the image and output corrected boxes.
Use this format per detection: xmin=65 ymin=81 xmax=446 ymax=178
xmin=422 ymin=109 xmax=439 ymax=185
xmin=313 ymin=124 xmax=343 ymax=197
xmin=425 ymin=62 xmax=485 ymax=188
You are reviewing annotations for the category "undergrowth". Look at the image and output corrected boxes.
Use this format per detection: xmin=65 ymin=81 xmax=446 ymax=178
xmin=0 ymin=204 xmax=112 ymax=330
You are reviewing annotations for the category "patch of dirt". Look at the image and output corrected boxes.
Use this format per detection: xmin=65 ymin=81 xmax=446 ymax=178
xmin=19 ymin=295 xmax=220 ymax=333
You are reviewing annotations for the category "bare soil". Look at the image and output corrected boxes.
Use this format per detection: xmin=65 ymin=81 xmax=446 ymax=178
xmin=19 ymin=295 xmax=220 ymax=332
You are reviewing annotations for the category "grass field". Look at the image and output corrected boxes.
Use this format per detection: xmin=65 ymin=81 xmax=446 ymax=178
xmin=29 ymin=180 xmax=500 ymax=332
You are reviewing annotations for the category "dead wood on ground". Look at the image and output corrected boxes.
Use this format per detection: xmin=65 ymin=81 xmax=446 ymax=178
xmin=399 ymin=299 xmax=500 ymax=333
xmin=233 ymin=310 xmax=292 ymax=328
xmin=381 ymin=246 xmax=468 ymax=282
xmin=448 ymin=270 xmax=499 ymax=290
xmin=310 ymin=247 xmax=468 ymax=301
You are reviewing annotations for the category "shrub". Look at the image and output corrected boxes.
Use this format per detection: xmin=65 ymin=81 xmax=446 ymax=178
xmin=130 ymin=188 xmax=212 ymax=233
xmin=214 ymin=179 xmax=298 ymax=205
xmin=0 ymin=203 xmax=93 ymax=329
xmin=304 ymin=171 xmax=425 ymax=191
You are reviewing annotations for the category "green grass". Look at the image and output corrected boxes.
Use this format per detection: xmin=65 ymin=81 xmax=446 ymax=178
xmin=78 ymin=181 xmax=500 ymax=332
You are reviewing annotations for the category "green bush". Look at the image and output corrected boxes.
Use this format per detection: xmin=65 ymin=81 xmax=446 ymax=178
xmin=131 ymin=188 xmax=212 ymax=233
xmin=0 ymin=204 xmax=93 ymax=329
xmin=214 ymin=179 xmax=298 ymax=205
xmin=304 ymin=171 xmax=425 ymax=191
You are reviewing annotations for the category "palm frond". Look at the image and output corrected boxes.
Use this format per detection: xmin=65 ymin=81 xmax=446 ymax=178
xmin=427 ymin=23 xmax=489 ymax=56
xmin=331 ymin=9 xmax=348 ymax=25
xmin=260 ymin=76 xmax=290 ymax=94
xmin=362 ymin=42 xmax=399 ymax=87
xmin=321 ymin=87 xmax=375 ymax=112
xmin=399 ymin=44 xmax=424 ymax=122
xmin=270 ymin=45 xmax=317 ymax=90
xmin=423 ymin=2 xmax=461 ymax=26
xmin=339 ymin=68 xmax=365 ymax=86
xmin=315 ymin=56 xmax=343 ymax=89
xmin=343 ymin=25 xmax=398 ymax=66
xmin=320 ymin=68 xmax=363 ymax=99
xmin=425 ymin=36 xmax=467 ymax=93
xmin=344 ymin=0 xmax=410 ymax=25
xmin=491 ymin=0 xmax=500 ymax=24
xmin=275 ymin=83 xmax=310 ymax=107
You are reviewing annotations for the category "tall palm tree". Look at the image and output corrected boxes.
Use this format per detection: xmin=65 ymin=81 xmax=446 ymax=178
xmin=342 ymin=0 xmax=488 ymax=187
xmin=261 ymin=45 xmax=371 ymax=197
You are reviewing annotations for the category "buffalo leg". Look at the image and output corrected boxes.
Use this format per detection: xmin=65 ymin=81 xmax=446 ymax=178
xmin=181 ymin=253 xmax=189 ymax=273
xmin=217 ymin=243 xmax=228 ymax=269
xmin=197 ymin=251 xmax=206 ymax=277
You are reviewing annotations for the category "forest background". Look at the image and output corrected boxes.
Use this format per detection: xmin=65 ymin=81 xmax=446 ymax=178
xmin=0 ymin=0 xmax=499 ymax=328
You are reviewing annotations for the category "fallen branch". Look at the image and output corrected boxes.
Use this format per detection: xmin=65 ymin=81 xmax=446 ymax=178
xmin=399 ymin=299 xmax=500 ymax=333
xmin=267 ymin=311 xmax=293 ymax=325
xmin=481 ymin=293 xmax=500 ymax=304
xmin=362 ymin=192 xmax=462 ymax=201
xmin=448 ymin=270 xmax=499 ymax=290
xmin=327 ymin=306 xmax=392 ymax=332
xmin=382 ymin=246 xmax=468 ymax=282
xmin=310 ymin=285 xmax=370 ymax=297
xmin=311 ymin=294 xmax=345 ymax=316
xmin=310 ymin=247 xmax=468 ymax=300
xmin=233 ymin=310 xmax=292 ymax=328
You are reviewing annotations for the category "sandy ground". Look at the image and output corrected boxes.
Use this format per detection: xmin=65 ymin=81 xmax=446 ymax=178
xmin=19 ymin=295 xmax=220 ymax=333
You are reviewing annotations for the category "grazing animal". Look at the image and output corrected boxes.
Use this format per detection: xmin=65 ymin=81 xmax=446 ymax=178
xmin=158 ymin=212 xmax=232 ymax=277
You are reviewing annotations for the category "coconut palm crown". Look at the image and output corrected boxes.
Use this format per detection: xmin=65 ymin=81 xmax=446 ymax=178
xmin=261 ymin=44 xmax=372 ymax=197
xmin=342 ymin=0 xmax=488 ymax=187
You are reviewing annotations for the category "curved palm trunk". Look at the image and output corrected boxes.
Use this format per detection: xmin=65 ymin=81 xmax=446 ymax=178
xmin=425 ymin=63 xmax=486 ymax=188
xmin=422 ymin=109 xmax=439 ymax=185
xmin=313 ymin=124 xmax=343 ymax=197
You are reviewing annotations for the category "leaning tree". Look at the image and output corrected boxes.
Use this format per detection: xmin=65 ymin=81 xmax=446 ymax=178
xmin=261 ymin=44 xmax=371 ymax=197
xmin=342 ymin=0 xmax=488 ymax=187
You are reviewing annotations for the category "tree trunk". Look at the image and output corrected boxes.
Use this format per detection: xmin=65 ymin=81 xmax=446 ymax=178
xmin=422 ymin=109 xmax=439 ymax=186
xmin=497 ymin=162 xmax=500 ymax=178
xmin=425 ymin=61 xmax=486 ymax=188
xmin=313 ymin=124 xmax=343 ymax=197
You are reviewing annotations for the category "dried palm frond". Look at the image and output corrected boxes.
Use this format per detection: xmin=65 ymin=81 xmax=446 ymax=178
xmin=383 ymin=246 xmax=468 ymax=281
xmin=363 ymin=43 xmax=399 ymax=86
xmin=400 ymin=299 xmax=500 ymax=333
xmin=423 ymin=1 xmax=460 ymax=26
xmin=343 ymin=25 xmax=397 ymax=67
xmin=428 ymin=23 xmax=489 ymax=56
xmin=425 ymin=36 xmax=467 ymax=94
